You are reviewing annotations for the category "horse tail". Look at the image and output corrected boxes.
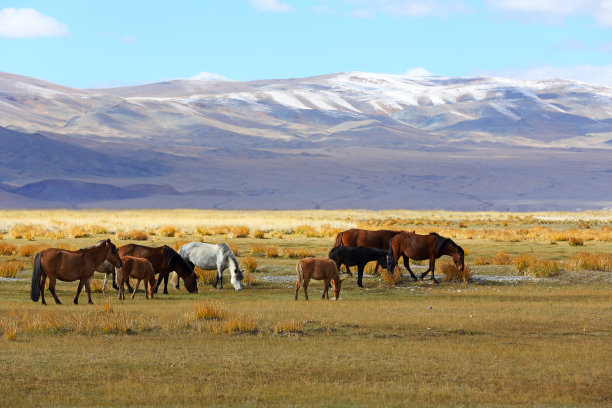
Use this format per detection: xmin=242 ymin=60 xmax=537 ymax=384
xmin=30 ymin=252 xmax=42 ymax=302
xmin=334 ymin=231 xmax=344 ymax=247
xmin=296 ymin=261 xmax=304 ymax=284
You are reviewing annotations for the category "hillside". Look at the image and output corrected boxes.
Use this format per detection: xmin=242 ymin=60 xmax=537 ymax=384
xmin=0 ymin=71 xmax=610 ymax=210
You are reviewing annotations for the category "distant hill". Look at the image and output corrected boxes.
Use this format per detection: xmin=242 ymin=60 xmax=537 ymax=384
xmin=0 ymin=71 xmax=611 ymax=210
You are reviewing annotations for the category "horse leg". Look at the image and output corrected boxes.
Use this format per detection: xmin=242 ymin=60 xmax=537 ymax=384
xmin=154 ymin=273 xmax=165 ymax=293
xmin=294 ymin=279 xmax=301 ymax=300
xmin=357 ymin=264 xmax=365 ymax=288
xmin=74 ymin=279 xmax=85 ymax=304
xmin=112 ymin=269 xmax=119 ymax=290
xmin=430 ymin=260 xmax=438 ymax=284
xmin=174 ymin=272 xmax=180 ymax=290
xmin=162 ymin=274 xmax=169 ymax=294
xmin=303 ymin=279 xmax=309 ymax=300
xmin=373 ymin=261 xmax=380 ymax=276
xmin=402 ymin=254 xmax=418 ymax=281
xmin=102 ymin=272 xmax=109 ymax=293
xmin=217 ymin=267 xmax=224 ymax=290
xmin=40 ymin=273 xmax=47 ymax=305
xmin=132 ymin=279 xmax=141 ymax=300
xmin=84 ymin=277 xmax=93 ymax=304
xmin=48 ymin=277 xmax=61 ymax=305
xmin=322 ymin=279 xmax=329 ymax=299
xmin=345 ymin=264 xmax=352 ymax=276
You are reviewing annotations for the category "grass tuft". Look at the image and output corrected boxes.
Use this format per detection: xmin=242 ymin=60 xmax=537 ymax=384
xmin=116 ymin=230 xmax=148 ymax=240
xmin=242 ymin=256 xmax=258 ymax=273
xmin=193 ymin=301 xmax=224 ymax=320
xmin=441 ymin=263 xmax=472 ymax=284
xmin=274 ymin=320 xmax=303 ymax=334
xmin=282 ymin=248 xmax=314 ymax=259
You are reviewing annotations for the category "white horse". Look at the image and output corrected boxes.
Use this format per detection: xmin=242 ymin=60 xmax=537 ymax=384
xmin=178 ymin=242 xmax=243 ymax=291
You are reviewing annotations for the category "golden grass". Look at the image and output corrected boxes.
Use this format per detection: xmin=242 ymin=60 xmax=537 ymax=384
xmin=193 ymin=301 xmax=224 ymax=320
xmin=0 ymin=261 xmax=26 ymax=278
xmin=514 ymin=255 xmax=561 ymax=277
xmin=0 ymin=242 xmax=17 ymax=255
xmin=16 ymin=243 xmax=46 ymax=257
xmin=251 ymin=229 xmax=265 ymax=239
xmin=441 ymin=263 xmax=473 ymax=284
xmin=241 ymin=272 xmax=257 ymax=287
xmin=282 ymin=248 xmax=314 ymax=259
xmin=381 ymin=267 xmax=402 ymax=285
xmin=242 ymin=256 xmax=258 ymax=273
xmin=227 ymin=226 xmax=250 ymax=238
xmin=274 ymin=319 xmax=303 ymax=334
xmin=569 ymin=251 xmax=612 ymax=271
xmin=251 ymin=245 xmax=278 ymax=258
xmin=569 ymin=237 xmax=584 ymax=246
xmin=89 ymin=279 xmax=104 ymax=293
xmin=100 ymin=299 xmax=114 ymax=313
xmin=158 ymin=225 xmax=180 ymax=237
xmin=194 ymin=268 xmax=217 ymax=284
xmin=227 ymin=242 xmax=240 ymax=256
xmin=172 ymin=239 xmax=191 ymax=251
xmin=214 ymin=316 xmax=257 ymax=334
xmin=67 ymin=225 xmax=91 ymax=238
xmin=116 ymin=230 xmax=148 ymax=240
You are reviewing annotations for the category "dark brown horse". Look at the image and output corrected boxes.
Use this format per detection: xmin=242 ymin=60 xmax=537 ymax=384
xmin=333 ymin=228 xmax=403 ymax=273
xmin=118 ymin=244 xmax=198 ymax=294
xmin=387 ymin=232 xmax=465 ymax=283
xmin=30 ymin=239 xmax=122 ymax=305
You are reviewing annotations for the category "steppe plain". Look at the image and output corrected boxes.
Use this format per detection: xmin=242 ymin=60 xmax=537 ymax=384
xmin=0 ymin=209 xmax=611 ymax=407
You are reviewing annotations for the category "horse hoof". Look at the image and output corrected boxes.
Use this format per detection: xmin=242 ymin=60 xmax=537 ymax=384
xmin=73 ymin=300 xmax=78 ymax=305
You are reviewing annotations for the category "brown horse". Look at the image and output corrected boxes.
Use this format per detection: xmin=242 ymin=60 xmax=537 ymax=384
xmin=30 ymin=239 xmax=122 ymax=305
xmin=387 ymin=232 xmax=465 ymax=283
xmin=116 ymin=256 xmax=156 ymax=300
xmin=118 ymin=244 xmax=198 ymax=294
xmin=295 ymin=257 xmax=344 ymax=300
xmin=333 ymin=228 xmax=403 ymax=274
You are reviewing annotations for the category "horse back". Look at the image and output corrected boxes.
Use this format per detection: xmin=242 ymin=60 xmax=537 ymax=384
xmin=346 ymin=229 xmax=401 ymax=250
xmin=299 ymin=257 xmax=339 ymax=281
xmin=121 ymin=255 xmax=155 ymax=280
xmin=393 ymin=232 xmax=437 ymax=260
xmin=118 ymin=244 xmax=166 ymax=274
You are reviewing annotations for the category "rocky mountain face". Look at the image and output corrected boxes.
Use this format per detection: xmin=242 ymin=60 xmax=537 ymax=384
xmin=1 ymin=71 xmax=610 ymax=210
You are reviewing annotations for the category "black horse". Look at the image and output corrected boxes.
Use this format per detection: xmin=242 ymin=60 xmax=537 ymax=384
xmin=328 ymin=246 xmax=388 ymax=288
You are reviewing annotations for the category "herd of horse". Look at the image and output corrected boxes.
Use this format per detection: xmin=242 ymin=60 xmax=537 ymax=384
xmin=29 ymin=228 xmax=464 ymax=304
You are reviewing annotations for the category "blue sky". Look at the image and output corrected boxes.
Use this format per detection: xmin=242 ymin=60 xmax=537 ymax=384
xmin=0 ymin=0 xmax=611 ymax=88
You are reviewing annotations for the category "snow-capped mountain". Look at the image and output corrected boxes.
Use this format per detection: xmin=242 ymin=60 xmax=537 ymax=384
xmin=0 ymin=71 xmax=610 ymax=210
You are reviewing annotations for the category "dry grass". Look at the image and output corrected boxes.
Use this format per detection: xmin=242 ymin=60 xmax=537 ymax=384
xmin=116 ymin=230 xmax=148 ymax=240
xmin=17 ymin=243 xmax=47 ymax=257
xmin=569 ymin=252 xmax=612 ymax=271
xmin=381 ymin=267 xmax=403 ymax=285
xmin=241 ymin=273 xmax=257 ymax=287
xmin=100 ymin=299 xmax=114 ymax=313
xmin=89 ymin=279 xmax=104 ymax=293
xmin=251 ymin=229 xmax=265 ymax=239
xmin=213 ymin=315 xmax=257 ymax=334
xmin=193 ymin=301 xmax=225 ymax=320
xmin=158 ymin=225 xmax=180 ymax=237
xmin=251 ymin=245 xmax=278 ymax=258
xmin=242 ymin=256 xmax=258 ymax=273
xmin=194 ymin=268 xmax=217 ymax=284
xmin=282 ymin=248 xmax=314 ymax=259
xmin=227 ymin=226 xmax=250 ymax=238
xmin=441 ymin=263 xmax=473 ymax=284
xmin=0 ymin=261 xmax=26 ymax=278
xmin=514 ymin=255 xmax=561 ymax=277
xmin=172 ymin=239 xmax=191 ymax=251
xmin=569 ymin=237 xmax=584 ymax=246
xmin=0 ymin=242 xmax=17 ymax=255
xmin=67 ymin=226 xmax=91 ymax=239
xmin=274 ymin=320 xmax=303 ymax=334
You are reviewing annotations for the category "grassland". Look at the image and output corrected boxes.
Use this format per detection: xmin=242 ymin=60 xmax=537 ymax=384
xmin=0 ymin=209 xmax=611 ymax=407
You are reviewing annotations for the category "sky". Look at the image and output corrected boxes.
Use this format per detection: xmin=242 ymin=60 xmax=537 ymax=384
xmin=0 ymin=0 xmax=611 ymax=88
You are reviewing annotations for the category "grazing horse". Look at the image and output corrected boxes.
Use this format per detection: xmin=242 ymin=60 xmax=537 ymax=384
xmin=118 ymin=244 xmax=198 ymax=294
xmin=116 ymin=256 xmax=156 ymax=300
xmin=295 ymin=257 xmax=344 ymax=300
xmin=387 ymin=232 xmax=465 ymax=284
xmin=333 ymin=228 xmax=403 ymax=273
xmin=178 ymin=242 xmax=243 ymax=290
xmin=328 ymin=246 xmax=387 ymax=288
xmin=30 ymin=239 xmax=122 ymax=305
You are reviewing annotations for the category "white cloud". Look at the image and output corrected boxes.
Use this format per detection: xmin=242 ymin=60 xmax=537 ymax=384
xmin=189 ymin=72 xmax=229 ymax=81
xmin=249 ymin=0 xmax=294 ymax=13
xmin=346 ymin=1 xmax=473 ymax=18
xmin=478 ymin=64 xmax=612 ymax=87
xmin=403 ymin=67 xmax=434 ymax=77
xmin=0 ymin=8 xmax=70 ymax=38
xmin=486 ymin=0 xmax=612 ymax=27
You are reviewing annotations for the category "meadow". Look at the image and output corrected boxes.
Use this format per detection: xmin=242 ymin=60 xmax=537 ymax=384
xmin=0 ymin=209 xmax=611 ymax=407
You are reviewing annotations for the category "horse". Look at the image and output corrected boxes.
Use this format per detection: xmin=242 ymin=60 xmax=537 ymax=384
xmin=30 ymin=239 xmax=122 ymax=305
xmin=295 ymin=257 xmax=344 ymax=300
xmin=328 ymin=246 xmax=387 ymax=288
xmin=92 ymin=260 xmax=133 ymax=293
xmin=116 ymin=256 xmax=156 ymax=300
xmin=118 ymin=244 xmax=198 ymax=294
xmin=333 ymin=228 xmax=403 ymax=273
xmin=178 ymin=242 xmax=243 ymax=290
xmin=387 ymin=232 xmax=465 ymax=284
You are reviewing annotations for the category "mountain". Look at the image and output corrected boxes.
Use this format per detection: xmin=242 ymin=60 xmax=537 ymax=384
xmin=0 ymin=71 xmax=611 ymax=210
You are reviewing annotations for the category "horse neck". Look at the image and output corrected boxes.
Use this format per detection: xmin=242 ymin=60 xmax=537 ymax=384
xmin=226 ymin=253 xmax=238 ymax=274
xmin=170 ymin=256 xmax=190 ymax=278
xmin=87 ymin=244 xmax=109 ymax=266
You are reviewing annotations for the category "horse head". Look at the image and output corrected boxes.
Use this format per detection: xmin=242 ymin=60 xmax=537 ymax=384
xmin=230 ymin=268 xmax=244 ymax=291
xmin=451 ymin=243 xmax=465 ymax=272
xmin=167 ymin=247 xmax=198 ymax=293
xmin=105 ymin=239 xmax=122 ymax=268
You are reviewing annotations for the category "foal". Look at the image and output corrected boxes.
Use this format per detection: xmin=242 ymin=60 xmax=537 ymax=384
xmin=116 ymin=256 xmax=156 ymax=300
xmin=295 ymin=257 xmax=343 ymax=300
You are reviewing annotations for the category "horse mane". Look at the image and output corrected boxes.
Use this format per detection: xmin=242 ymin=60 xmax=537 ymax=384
xmin=163 ymin=245 xmax=194 ymax=277
xmin=430 ymin=232 xmax=463 ymax=256
xmin=219 ymin=243 xmax=238 ymax=263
